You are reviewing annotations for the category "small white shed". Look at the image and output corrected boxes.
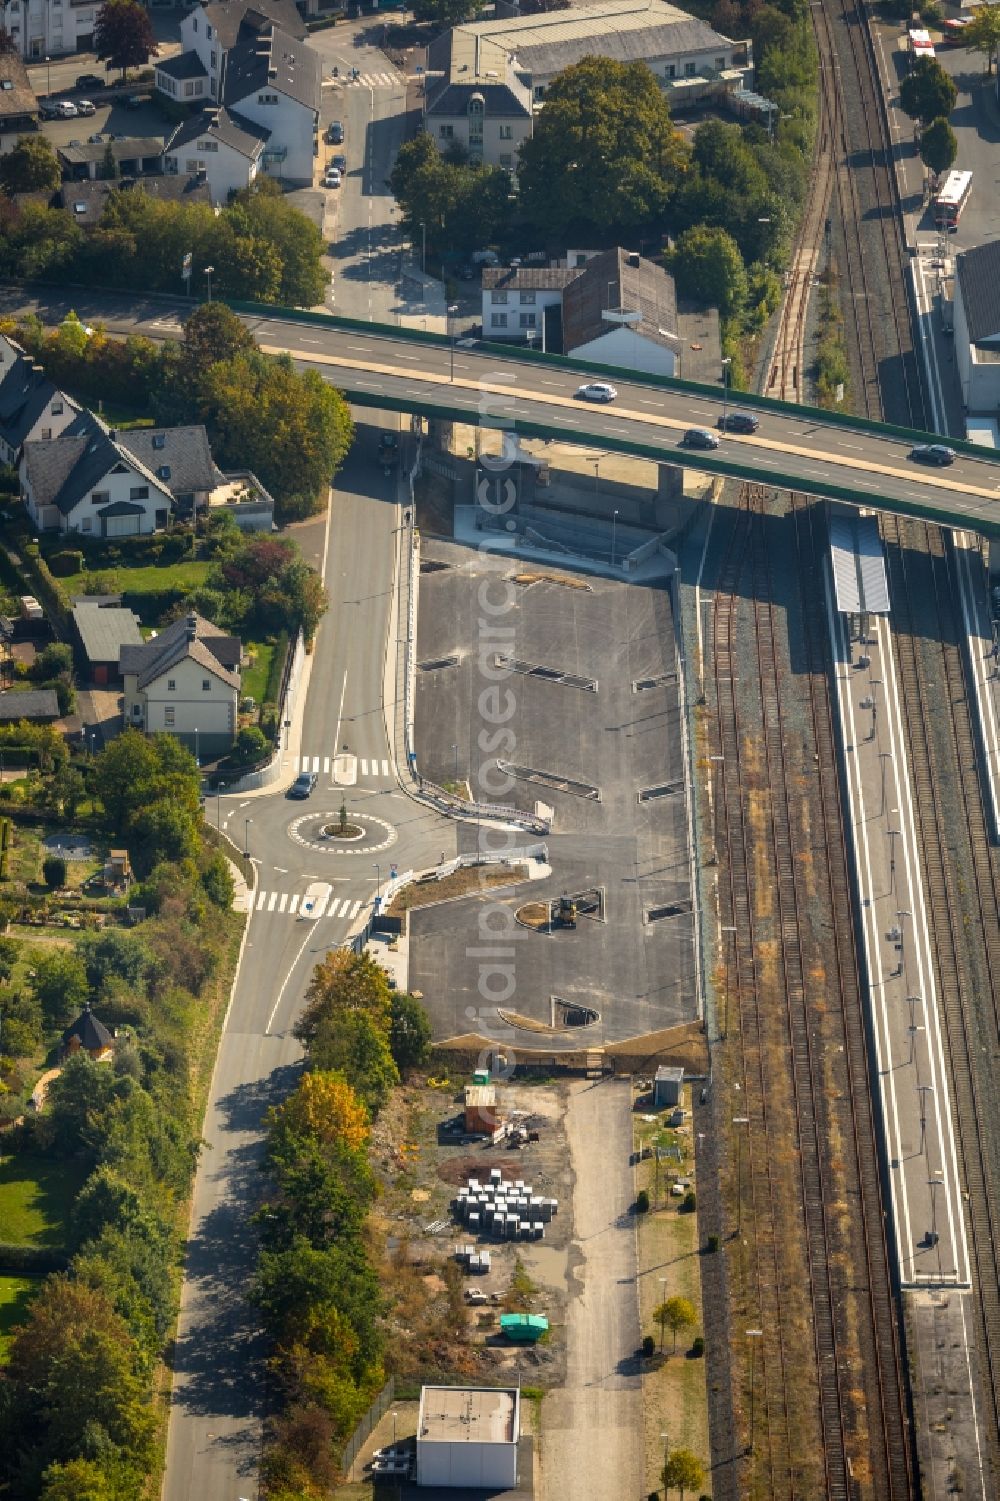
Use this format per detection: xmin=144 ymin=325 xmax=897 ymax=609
xmin=416 ymin=1385 xmax=520 ymax=1489
xmin=653 ymin=1065 xmax=684 ymax=1108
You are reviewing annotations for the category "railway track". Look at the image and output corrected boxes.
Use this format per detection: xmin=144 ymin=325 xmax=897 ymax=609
xmin=711 ymin=485 xmax=913 ymax=1499
xmin=883 ymin=517 xmax=1000 ymax=1476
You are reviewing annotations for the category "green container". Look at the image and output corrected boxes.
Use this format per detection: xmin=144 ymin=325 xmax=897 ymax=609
xmin=472 ymin=1069 xmax=490 ymax=1085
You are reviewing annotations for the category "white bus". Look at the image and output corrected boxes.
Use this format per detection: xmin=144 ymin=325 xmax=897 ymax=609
xmin=934 ymin=170 xmax=973 ymax=229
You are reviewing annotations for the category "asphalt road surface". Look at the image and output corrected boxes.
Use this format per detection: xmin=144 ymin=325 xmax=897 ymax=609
xmin=160 ymin=432 xmax=453 ymax=1501
xmin=4 ymin=287 xmax=1000 ymax=532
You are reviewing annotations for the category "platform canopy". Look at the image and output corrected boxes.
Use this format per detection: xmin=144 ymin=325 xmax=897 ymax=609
xmin=829 ymin=509 xmax=890 ymax=617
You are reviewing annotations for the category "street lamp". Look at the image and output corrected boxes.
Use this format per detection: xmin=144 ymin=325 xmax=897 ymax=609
xmin=611 ymin=507 xmax=619 ymax=569
xmin=896 ymin=909 xmax=911 ymax=973
xmin=244 ymin=817 xmax=251 ymax=858
xmin=45 ymin=55 xmax=51 ymax=97
xmin=194 ymin=726 xmax=200 ymax=767
xmin=373 ymin=861 xmax=381 ymax=909
xmin=419 ymin=222 xmax=426 ymax=275
xmin=879 ymin=749 xmax=892 ymax=816
xmin=887 ymin=827 xmax=900 ymax=893
xmin=216 ymin=783 xmax=225 ymax=829
xmin=658 ymin=1276 xmax=668 ymax=1348
xmin=917 ymin=1083 xmax=935 ymax=1156
xmin=721 ymin=356 xmax=732 ymax=431
xmin=452 ymin=743 xmax=459 ymax=780
xmin=746 ymin=1328 xmax=763 ymax=1454
xmin=448 ymin=302 xmax=459 ymax=381
xmin=592 ymin=458 xmax=600 ymax=506
xmin=204 ymin=264 xmax=215 ymax=302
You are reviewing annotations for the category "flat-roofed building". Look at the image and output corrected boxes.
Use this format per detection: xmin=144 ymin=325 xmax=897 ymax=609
xmin=416 ymin=1385 xmax=520 ymax=1489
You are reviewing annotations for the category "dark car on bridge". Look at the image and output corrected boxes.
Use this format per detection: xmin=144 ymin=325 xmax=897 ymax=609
xmin=909 ymin=443 xmax=955 ymax=466
xmin=682 ymin=428 xmax=721 ymax=450
xmin=718 ymin=410 xmax=759 ymax=433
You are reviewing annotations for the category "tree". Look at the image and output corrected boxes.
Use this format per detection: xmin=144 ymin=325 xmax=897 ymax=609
xmin=899 ymin=56 xmax=957 ymax=127
xmin=94 ymin=729 xmax=200 ymax=835
xmin=669 ymin=225 xmax=748 ymax=319
xmin=267 ymin=1070 xmax=371 ymax=1153
xmin=228 ymin=180 xmax=328 ymax=307
xmin=296 ymin=950 xmax=393 ymax=1042
xmin=518 ymin=57 xmax=687 ymax=240
xmin=93 ymin=0 xmax=157 ymax=80
xmin=39 ymin=1458 xmax=123 ymax=1501
xmin=42 ymin=1051 xmax=128 ymax=1159
xmin=412 ymin=0 xmax=483 ymax=24
xmin=658 ymin=1294 xmax=697 ymax=1353
xmin=0 ymin=26 xmax=18 ymax=54
xmin=0 ymin=135 xmax=62 ymax=196
xmin=29 ymin=947 xmax=89 ymax=1028
xmin=309 ymin=1010 xmax=399 ymax=1117
xmin=964 ymin=3 xmax=1000 ymax=73
xmin=389 ymin=992 xmax=433 ymax=1076
xmin=180 ymin=300 xmax=256 ymax=379
xmin=661 ymin=1447 xmax=705 ymax=1500
xmin=919 ymin=116 xmax=958 ymax=179
xmin=42 ymin=855 xmax=67 ymax=890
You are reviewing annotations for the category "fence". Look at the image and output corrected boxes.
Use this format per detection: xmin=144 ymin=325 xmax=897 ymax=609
xmin=341 ymin=1377 xmax=395 ymax=1477
xmin=201 ymin=821 xmax=256 ymax=889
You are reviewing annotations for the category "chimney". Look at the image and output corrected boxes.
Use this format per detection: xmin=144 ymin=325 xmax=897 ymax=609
xmin=186 ymin=612 xmax=198 ymax=641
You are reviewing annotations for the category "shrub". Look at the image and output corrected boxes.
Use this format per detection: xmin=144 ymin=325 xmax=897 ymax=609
xmin=635 ymin=1188 xmax=650 ymax=1214
xmin=691 ymin=1336 xmax=705 ymax=1358
xmin=48 ymin=551 xmax=84 ymax=578
xmin=42 ymin=854 xmax=67 ymax=889
xmin=642 ymin=1334 xmax=656 ymax=1359
xmin=706 ymin=1233 xmax=720 ymax=1254
xmin=681 ymin=1189 xmax=697 ymax=1213
xmin=232 ymin=725 xmax=268 ymax=765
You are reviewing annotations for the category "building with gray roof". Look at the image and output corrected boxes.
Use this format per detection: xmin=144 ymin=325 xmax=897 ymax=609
xmin=20 ymin=410 xmax=176 ymax=538
xmin=0 ymin=52 xmax=38 ymax=129
xmin=162 ymin=106 xmax=271 ymax=202
xmin=0 ymin=336 xmax=82 ymax=466
xmin=0 ymin=688 xmax=60 ymax=723
xmin=121 ymin=611 xmax=242 ymax=755
xmin=116 ymin=425 xmax=223 ymax=511
xmin=221 ymin=18 xmax=321 ymax=183
xmin=72 ymin=603 xmax=144 ymax=685
xmin=954 ymin=240 xmax=1000 ymax=414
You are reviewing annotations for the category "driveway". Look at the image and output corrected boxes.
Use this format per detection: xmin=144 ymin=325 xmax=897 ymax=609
xmin=537 ymin=1079 xmax=642 ymax=1501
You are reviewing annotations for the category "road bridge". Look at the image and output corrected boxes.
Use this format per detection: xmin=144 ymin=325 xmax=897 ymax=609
xmin=4 ymin=289 xmax=1000 ymax=533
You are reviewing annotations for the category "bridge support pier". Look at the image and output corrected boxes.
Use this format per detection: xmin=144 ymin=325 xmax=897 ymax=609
xmin=655 ymin=462 xmax=686 ymax=530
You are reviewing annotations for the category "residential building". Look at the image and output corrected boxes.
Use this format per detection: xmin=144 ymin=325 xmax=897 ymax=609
xmin=441 ymin=0 xmax=751 ymax=108
xmin=0 ymin=49 xmax=38 ymax=128
xmin=0 ymin=687 xmax=60 ymax=722
xmin=155 ymin=0 xmax=319 ymax=185
xmin=953 ymin=239 xmax=1000 ymax=413
xmin=0 ymin=0 xmax=100 ymax=60
xmin=116 ymin=425 xmax=223 ymax=513
xmin=162 ymin=105 xmax=268 ymax=201
xmin=61 ymin=1004 xmax=113 ymax=1061
xmin=60 ymin=172 xmax=212 ymax=228
xmin=0 ymin=336 xmax=81 ymax=466
xmin=423 ymin=33 xmax=532 ymax=172
xmin=58 ymin=136 xmax=167 ymax=182
xmin=482 ymin=248 xmax=721 ymax=381
xmin=20 ymin=409 xmax=175 ymax=536
xmin=72 ymin=601 xmax=144 ymax=685
xmin=416 ymin=1386 xmax=520 ymax=1490
xmin=120 ymin=610 xmax=242 ymax=754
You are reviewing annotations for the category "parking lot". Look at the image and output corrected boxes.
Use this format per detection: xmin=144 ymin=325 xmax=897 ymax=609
xmin=410 ymin=539 xmax=698 ymax=1052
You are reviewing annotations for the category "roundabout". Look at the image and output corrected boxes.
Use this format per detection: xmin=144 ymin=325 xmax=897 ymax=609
xmin=287 ymin=810 xmax=398 ymax=856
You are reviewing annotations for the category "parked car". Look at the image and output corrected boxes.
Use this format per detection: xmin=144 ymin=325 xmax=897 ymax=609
xmin=682 ymin=427 xmax=721 ymax=449
xmin=909 ymin=443 xmax=955 ymax=466
xmin=331 ymin=153 xmax=346 ymax=173
xmin=76 ymin=72 xmax=105 ymax=91
xmin=372 ymin=1444 xmax=414 ymax=1463
xmin=718 ymin=409 xmax=759 ymax=433
xmin=287 ymin=771 xmax=318 ymax=799
xmin=327 ymin=119 xmax=344 ymax=143
xmin=465 ymin=1288 xmax=489 ymax=1304
xmin=371 ymin=1459 xmax=411 ymax=1477
xmin=76 ymin=100 xmax=97 ymax=116
xmin=88 ymin=132 xmax=105 ymax=144
xmin=575 ymin=382 xmax=617 ymax=403
xmin=38 ymin=100 xmax=61 ymax=119
xmin=55 ymin=100 xmax=79 ymax=118
xmin=323 ymin=167 xmax=342 ymax=188
xmin=471 ymin=248 xmax=499 ymax=266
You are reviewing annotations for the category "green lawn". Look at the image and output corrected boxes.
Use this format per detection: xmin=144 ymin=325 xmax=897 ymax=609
xmin=56 ymin=559 xmax=212 ymax=600
xmin=0 ymin=1274 xmax=42 ymax=1362
xmin=242 ymin=642 xmax=275 ymax=705
xmin=0 ymin=1152 xmax=87 ymax=1248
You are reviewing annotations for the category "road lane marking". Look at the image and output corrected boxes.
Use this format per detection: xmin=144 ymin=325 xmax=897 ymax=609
xmin=278 ymin=893 xmax=288 ymax=913
xmin=267 ymin=891 xmax=278 ymax=912
xmin=289 ymin=893 xmax=300 ymax=913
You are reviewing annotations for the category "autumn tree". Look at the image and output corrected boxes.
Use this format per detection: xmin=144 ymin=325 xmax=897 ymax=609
xmin=93 ymin=0 xmax=157 ymax=80
xmin=296 ymin=949 xmax=394 ymax=1042
xmin=964 ymin=3 xmax=1000 ymax=73
xmin=656 ymin=1294 xmax=697 ymax=1353
xmin=267 ymin=1070 xmax=370 ymax=1153
xmin=662 ymin=1447 xmax=705 ymax=1500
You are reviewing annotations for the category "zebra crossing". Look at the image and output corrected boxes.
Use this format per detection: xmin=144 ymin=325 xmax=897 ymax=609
xmin=324 ymin=69 xmax=403 ymax=90
xmin=254 ymin=890 xmax=365 ymax=920
xmin=295 ymin=754 xmax=391 ymax=778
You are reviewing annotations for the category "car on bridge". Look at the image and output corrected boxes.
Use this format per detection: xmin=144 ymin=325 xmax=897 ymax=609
xmin=909 ymin=443 xmax=956 ymax=466
xmin=287 ymin=771 xmax=318 ymax=799
xmin=682 ymin=427 xmax=721 ymax=450
xmin=75 ymin=72 xmax=105 ymax=91
xmin=718 ymin=410 xmax=759 ymax=433
xmin=575 ymin=382 xmax=617 ymax=403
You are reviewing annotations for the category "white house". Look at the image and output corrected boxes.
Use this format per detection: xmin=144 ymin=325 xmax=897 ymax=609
xmin=423 ymin=33 xmax=532 ymax=174
xmin=19 ymin=410 xmax=175 ymax=536
xmin=162 ymin=106 xmax=268 ymax=202
xmin=120 ymin=611 xmax=242 ymax=755
xmin=155 ymin=0 xmax=319 ymax=185
xmin=482 ymin=248 xmax=720 ymax=380
xmin=221 ymin=19 xmax=320 ymax=184
xmin=0 ymin=0 xmax=99 ymax=60
xmin=0 ymin=335 xmax=82 ymax=466
xmin=953 ymin=240 xmax=1000 ymax=414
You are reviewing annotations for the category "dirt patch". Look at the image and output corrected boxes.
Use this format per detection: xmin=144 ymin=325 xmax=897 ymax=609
xmin=413 ymin=469 xmax=454 ymax=537
xmin=388 ymin=863 xmax=527 ymax=915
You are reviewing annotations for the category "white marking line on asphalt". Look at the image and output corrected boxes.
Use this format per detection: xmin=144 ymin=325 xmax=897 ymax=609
xmin=267 ymin=891 xmax=278 ymax=912
xmin=278 ymin=893 xmax=288 ymax=913
xmin=289 ymin=894 xmax=300 ymax=913
xmin=266 ymin=921 xmax=318 ymax=1035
